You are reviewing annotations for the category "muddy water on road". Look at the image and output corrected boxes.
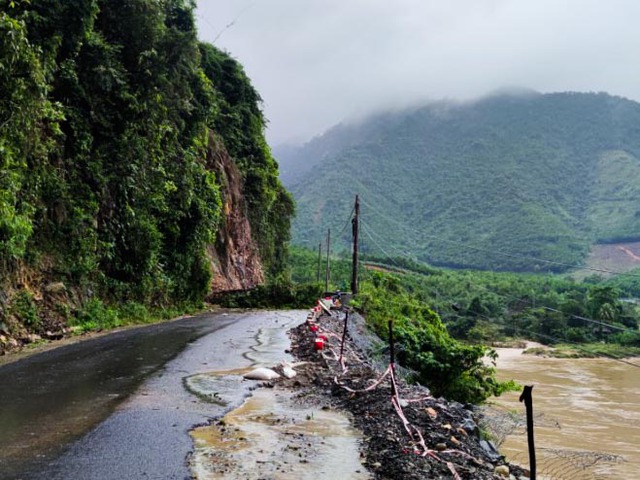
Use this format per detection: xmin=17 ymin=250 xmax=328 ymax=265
xmin=186 ymin=314 xmax=370 ymax=479
xmin=190 ymin=389 xmax=370 ymax=480
xmin=492 ymin=348 xmax=640 ymax=479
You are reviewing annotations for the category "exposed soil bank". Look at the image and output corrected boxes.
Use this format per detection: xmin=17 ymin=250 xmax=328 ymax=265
xmin=238 ymin=309 xmax=529 ymax=480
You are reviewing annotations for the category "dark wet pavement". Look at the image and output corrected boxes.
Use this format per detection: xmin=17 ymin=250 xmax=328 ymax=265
xmin=0 ymin=311 xmax=249 ymax=479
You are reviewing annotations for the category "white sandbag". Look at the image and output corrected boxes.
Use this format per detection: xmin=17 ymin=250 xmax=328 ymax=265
xmin=280 ymin=361 xmax=297 ymax=379
xmin=318 ymin=299 xmax=332 ymax=314
xmin=243 ymin=367 xmax=281 ymax=380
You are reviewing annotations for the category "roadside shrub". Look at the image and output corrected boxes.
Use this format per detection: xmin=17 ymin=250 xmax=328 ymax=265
xmin=72 ymin=298 xmax=120 ymax=331
xmin=215 ymin=282 xmax=323 ymax=309
xmin=352 ymin=272 xmax=518 ymax=404
xmin=11 ymin=291 xmax=40 ymax=329
xmin=610 ymin=330 xmax=640 ymax=347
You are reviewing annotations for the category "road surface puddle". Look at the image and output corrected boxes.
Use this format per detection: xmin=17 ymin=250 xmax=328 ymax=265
xmin=183 ymin=321 xmax=297 ymax=408
xmin=184 ymin=367 xmax=254 ymax=406
xmin=189 ymin=387 xmax=371 ymax=479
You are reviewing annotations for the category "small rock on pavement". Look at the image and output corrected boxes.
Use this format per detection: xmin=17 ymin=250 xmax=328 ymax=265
xmin=479 ymin=439 xmax=501 ymax=462
xmin=494 ymin=465 xmax=509 ymax=477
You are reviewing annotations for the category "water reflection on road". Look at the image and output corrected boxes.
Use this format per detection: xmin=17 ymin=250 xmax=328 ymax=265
xmin=492 ymin=348 xmax=640 ymax=479
xmin=0 ymin=313 xmax=237 ymax=477
xmin=185 ymin=314 xmax=370 ymax=479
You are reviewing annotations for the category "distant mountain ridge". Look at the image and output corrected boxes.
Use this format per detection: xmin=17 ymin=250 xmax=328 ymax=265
xmin=279 ymin=91 xmax=640 ymax=272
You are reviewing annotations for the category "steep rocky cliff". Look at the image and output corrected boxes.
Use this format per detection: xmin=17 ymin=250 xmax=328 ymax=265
xmin=206 ymin=134 xmax=265 ymax=293
xmin=0 ymin=2 xmax=293 ymax=355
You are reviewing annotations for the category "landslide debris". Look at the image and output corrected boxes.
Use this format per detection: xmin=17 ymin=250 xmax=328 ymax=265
xmin=283 ymin=309 xmax=529 ymax=480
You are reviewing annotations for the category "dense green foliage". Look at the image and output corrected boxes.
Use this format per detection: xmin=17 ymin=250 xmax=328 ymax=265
xmin=351 ymin=272 xmax=518 ymax=404
xmin=289 ymin=246 xmax=640 ymax=368
xmin=214 ymin=282 xmax=324 ymax=310
xmin=289 ymin=247 xmax=518 ymax=403
xmin=405 ymin=268 xmax=640 ymax=347
xmin=0 ymin=1 xmax=292 ymax=330
xmin=283 ymin=91 xmax=640 ymax=272
xmin=199 ymin=43 xmax=294 ymax=279
xmin=602 ymin=268 xmax=640 ymax=297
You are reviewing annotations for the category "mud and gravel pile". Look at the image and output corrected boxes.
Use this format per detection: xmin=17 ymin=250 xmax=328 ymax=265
xmin=282 ymin=307 xmax=530 ymax=480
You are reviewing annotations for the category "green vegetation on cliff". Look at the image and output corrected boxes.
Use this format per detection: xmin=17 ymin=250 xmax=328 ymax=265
xmin=0 ymin=0 xmax=292 ymax=343
xmin=284 ymin=91 xmax=640 ymax=272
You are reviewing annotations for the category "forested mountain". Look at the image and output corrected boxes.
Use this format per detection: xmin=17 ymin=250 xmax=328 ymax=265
xmin=283 ymin=91 xmax=640 ymax=272
xmin=0 ymin=0 xmax=292 ymax=347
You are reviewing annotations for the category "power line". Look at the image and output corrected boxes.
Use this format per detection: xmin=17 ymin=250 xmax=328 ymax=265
xmin=330 ymin=204 xmax=356 ymax=252
xmin=338 ymin=205 xmax=356 ymax=236
xmin=360 ymin=220 xmax=406 ymax=271
xmin=358 ymin=277 xmax=640 ymax=369
xmin=363 ymin=210 xmax=640 ymax=339
xmin=360 ymin=218 xmax=412 ymax=259
xmin=357 ymin=209 xmax=640 ymax=360
xmin=362 ymin=214 xmax=640 ymax=336
xmin=209 ymin=1 xmax=258 ymax=43
xmin=468 ymin=282 xmax=640 ymax=337
xmin=512 ymin=326 xmax=640 ymax=369
xmin=440 ymin=298 xmax=640 ymax=369
xmin=359 ymin=197 xmax=640 ymax=279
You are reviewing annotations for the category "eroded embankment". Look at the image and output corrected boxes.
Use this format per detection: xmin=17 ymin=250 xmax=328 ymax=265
xmin=189 ymin=306 xmax=529 ymax=480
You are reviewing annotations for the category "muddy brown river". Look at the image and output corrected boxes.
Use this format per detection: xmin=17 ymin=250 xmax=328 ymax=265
xmin=492 ymin=348 xmax=640 ymax=479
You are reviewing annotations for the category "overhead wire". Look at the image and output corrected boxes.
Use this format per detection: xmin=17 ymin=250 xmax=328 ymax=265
xmin=358 ymin=195 xmax=640 ymax=336
xmin=515 ymin=329 xmax=640 ymax=369
xmin=360 ymin=217 xmax=413 ymax=259
xmin=359 ymin=197 xmax=640 ymax=279
xmin=436 ymin=281 xmax=640 ymax=368
xmin=210 ymin=1 xmax=259 ymax=43
xmin=318 ymin=195 xmax=640 ymax=361
xmin=360 ymin=220 xmax=407 ymax=271
xmin=468 ymin=282 xmax=640 ymax=336
xmin=411 ymin=279 xmax=640 ymax=369
xmin=354 ymin=200 xmax=640 ymax=368
xmin=337 ymin=204 xmax=356 ymax=237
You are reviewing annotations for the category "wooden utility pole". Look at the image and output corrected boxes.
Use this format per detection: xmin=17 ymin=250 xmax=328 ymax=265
xmin=316 ymin=242 xmax=322 ymax=283
xmin=351 ymin=195 xmax=360 ymax=294
xmin=388 ymin=319 xmax=396 ymax=396
xmin=519 ymin=385 xmax=536 ymax=480
xmin=325 ymin=228 xmax=331 ymax=292
xmin=339 ymin=310 xmax=349 ymax=363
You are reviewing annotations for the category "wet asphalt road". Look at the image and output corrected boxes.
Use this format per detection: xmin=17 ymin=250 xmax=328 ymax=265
xmin=0 ymin=310 xmax=301 ymax=479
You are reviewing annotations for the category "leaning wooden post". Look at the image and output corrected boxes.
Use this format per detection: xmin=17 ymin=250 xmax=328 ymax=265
xmin=351 ymin=195 xmax=360 ymax=294
xmin=316 ymin=242 xmax=322 ymax=283
xmin=325 ymin=228 xmax=331 ymax=292
xmin=519 ymin=385 xmax=536 ymax=480
xmin=339 ymin=310 xmax=349 ymax=363
xmin=388 ymin=319 xmax=396 ymax=396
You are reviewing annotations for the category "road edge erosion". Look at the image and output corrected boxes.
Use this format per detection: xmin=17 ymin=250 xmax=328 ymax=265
xmin=285 ymin=308 xmax=529 ymax=479
xmin=190 ymin=306 xmax=530 ymax=479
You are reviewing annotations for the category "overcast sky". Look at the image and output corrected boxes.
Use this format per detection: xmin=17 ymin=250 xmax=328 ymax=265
xmin=196 ymin=0 xmax=640 ymax=145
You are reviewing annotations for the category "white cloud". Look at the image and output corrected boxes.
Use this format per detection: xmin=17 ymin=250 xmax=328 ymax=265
xmin=196 ymin=0 xmax=640 ymax=144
